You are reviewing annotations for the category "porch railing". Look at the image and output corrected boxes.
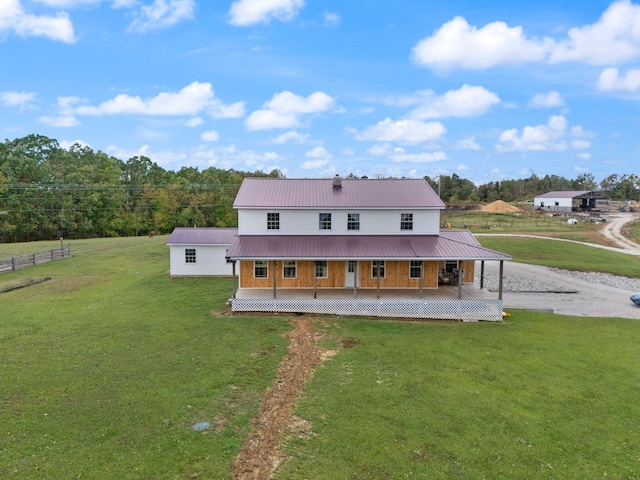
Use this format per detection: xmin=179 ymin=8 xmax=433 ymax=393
xmin=231 ymin=297 xmax=503 ymax=322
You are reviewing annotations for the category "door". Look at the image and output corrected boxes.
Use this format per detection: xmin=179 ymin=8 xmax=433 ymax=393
xmin=345 ymin=260 xmax=357 ymax=288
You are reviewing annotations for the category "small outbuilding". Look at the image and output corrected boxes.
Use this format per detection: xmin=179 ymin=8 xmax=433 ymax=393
xmin=534 ymin=191 xmax=599 ymax=213
xmin=166 ymin=227 xmax=237 ymax=277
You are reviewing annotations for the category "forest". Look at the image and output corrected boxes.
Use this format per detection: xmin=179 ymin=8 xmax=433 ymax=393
xmin=1 ymin=134 xmax=639 ymax=243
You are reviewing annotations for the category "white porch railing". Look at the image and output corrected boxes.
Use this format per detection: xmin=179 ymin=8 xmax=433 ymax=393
xmin=230 ymin=297 xmax=503 ymax=322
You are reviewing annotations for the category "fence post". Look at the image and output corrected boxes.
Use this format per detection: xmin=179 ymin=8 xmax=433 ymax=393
xmin=33 ymin=253 xmax=36 ymax=265
xmin=12 ymin=257 xmax=15 ymax=271
xmin=51 ymin=249 xmax=54 ymax=261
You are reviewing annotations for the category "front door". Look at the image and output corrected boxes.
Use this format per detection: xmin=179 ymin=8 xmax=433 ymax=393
xmin=345 ymin=260 xmax=357 ymax=288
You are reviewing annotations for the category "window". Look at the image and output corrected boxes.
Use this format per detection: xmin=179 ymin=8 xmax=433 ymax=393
xmin=371 ymin=260 xmax=385 ymax=278
xmin=319 ymin=213 xmax=332 ymax=230
xmin=347 ymin=260 xmax=356 ymax=273
xmin=254 ymin=260 xmax=268 ymax=278
xmin=283 ymin=260 xmax=296 ymax=278
xmin=267 ymin=212 xmax=280 ymax=230
xmin=185 ymin=248 xmax=196 ymax=263
xmin=347 ymin=213 xmax=360 ymax=230
xmin=444 ymin=260 xmax=458 ymax=273
xmin=315 ymin=260 xmax=328 ymax=278
xmin=410 ymin=260 xmax=422 ymax=279
xmin=401 ymin=213 xmax=413 ymax=230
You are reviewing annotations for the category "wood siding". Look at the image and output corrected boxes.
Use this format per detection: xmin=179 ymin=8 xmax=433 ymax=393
xmin=239 ymin=260 xmax=444 ymax=289
xmin=436 ymin=260 xmax=475 ymax=283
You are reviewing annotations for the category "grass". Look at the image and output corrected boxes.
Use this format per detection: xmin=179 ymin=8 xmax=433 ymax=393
xmin=622 ymin=219 xmax=640 ymax=245
xmin=2 ymin=236 xmax=640 ymax=478
xmin=277 ymin=314 xmax=640 ymax=479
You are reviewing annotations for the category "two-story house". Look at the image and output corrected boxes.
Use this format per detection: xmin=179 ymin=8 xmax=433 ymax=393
xmin=220 ymin=176 xmax=510 ymax=321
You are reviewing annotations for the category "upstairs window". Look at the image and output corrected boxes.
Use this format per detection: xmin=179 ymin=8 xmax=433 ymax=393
xmin=347 ymin=213 xmax=360 ymax=230
xmin=319 ymin=213 xmax=332 ymax=230
xmin=409 ymin=260 xmax=422 ymax=278
xmin=185 ymin=248 xmax=196 ymax=263
xmin=254 ymin=260 xmax=268 ymax=278
xmin=283 ymin=260 xmax=296 ymax=278
xmin=267 ymin=212 xmax=280 ymax=230
xmin=400 ymin=213 xmax=413 ymax=230
xmin=371 ymin=260 xmax=386 ymax=278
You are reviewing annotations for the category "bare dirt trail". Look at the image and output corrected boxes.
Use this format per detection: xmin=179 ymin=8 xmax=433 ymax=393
xmin=232 ymin=317 xmax=323 ymax=480
xmin=600 ymin=212 xmax=640 ymax=254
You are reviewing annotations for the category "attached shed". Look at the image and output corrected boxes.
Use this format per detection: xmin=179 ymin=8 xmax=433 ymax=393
xmin=534 ymin=191 xmax=598 ymax=213
xmin=166 ymin=227 xmax=237 ymax=277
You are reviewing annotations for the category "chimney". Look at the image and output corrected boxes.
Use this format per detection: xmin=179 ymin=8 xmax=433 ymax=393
xmin=333 ymin=174 xmax=342 ymax=188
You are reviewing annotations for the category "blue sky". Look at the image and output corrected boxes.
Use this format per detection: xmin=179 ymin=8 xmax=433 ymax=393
xmin=1 ymin=0 xmax=639 ymax=184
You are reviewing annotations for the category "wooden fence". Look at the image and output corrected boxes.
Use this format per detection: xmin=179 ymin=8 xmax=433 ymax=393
xmin=0 ymin=246 xmax=71 ymax=274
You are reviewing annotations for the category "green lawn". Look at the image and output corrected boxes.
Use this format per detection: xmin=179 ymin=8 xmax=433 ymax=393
xmin=2 ymin=237 xmax=640 ymax=479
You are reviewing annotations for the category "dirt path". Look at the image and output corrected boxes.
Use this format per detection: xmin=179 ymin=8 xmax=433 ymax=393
xmin=232 ymin=317 xmax=322 ymax=480
xmin=600 ymin=212 xmax=640 ymax=254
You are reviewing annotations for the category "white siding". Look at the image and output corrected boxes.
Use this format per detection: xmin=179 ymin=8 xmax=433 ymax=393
xmin=534 ymin=196 xmax=573 ymax=212
xmin=238 ymin=208 xmax=440 ymax=235
xmin=169 ymin=245 xmax=232 ymax=276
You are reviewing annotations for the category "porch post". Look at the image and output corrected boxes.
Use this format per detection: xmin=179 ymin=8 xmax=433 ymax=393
xmin=480 ymin=261 xmax=485 ymax=289
xmin=498 ymin=261 xmax=504 ymax=300
xmin=376 ymin=260 xmax=381 ymax=299
xmin=457 ymin=269 xmax=464 ymax=299
xmin=272 ymin=260 xmax=277 ymax=299
xmin=419 ymin=260 xmax=424 ymax=298
xmin=313 ymin=263 xmax=317 ymax=299
xmin=353 ymin=260 xmax=358 ymax=298
xmin=231 ymin=261 xmax=237 ymax=299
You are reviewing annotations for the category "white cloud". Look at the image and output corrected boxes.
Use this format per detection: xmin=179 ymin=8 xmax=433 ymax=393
xmin=577 ymin=152 xmax=592 ymax=160
xmin=0 ymin=0 xmax=75 ymax=43
xmin=127 ymin=0 xmax=195 ymax=32
xmin=184 ymin=117 xmax=203 ymax=127
xmin=528 ymin=91 xmax=565 ymax=108
xmin=323 ymin=11 xmax=340 ymax=27
xmin=38 ymin=114 xmax=80 ymax=127
xmin=305 ymin=146 xmax=332 ymax=160
xmin=228 ymin=0 xmax=304 ymax=26
xmin=550 ymin=0 xmax=640 ymax=65
xmin=200 ymin=130 xmax=220 ymax=142
xmin=597 ymin=67 xmax=640 ymax=91
xmin=411 ymin=16 xmax=549 ymax=71
xmin=270 ymin=130 xmax=310 ymax=144
xmin=74 ymin=82 xmax=245 ymax=118
xmin=0 ymin=90 xmax=36 ymax=109
xmin=355 ymin=118 xmax=446 ymax=144
xmin=398 ymin=85 xmax=500 ymax=120
xmin=455 ymin=137 xmax=482 ymax=151
xmin=301 ymin=158 xmax=329 ymax=169
xmin=496 ymin=115 xmax=591 ymax=152
xmin=245 ymin=90 xmax=335 ymax=130
xmin=390 ymin=151 xmax=448 ymax=163
xmin=340 ymin=147 xmax=355 ymax=156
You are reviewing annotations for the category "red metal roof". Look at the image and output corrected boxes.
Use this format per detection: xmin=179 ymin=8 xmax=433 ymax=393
xmin=166 ymin=227 xmax=237 ymax=245
xmin=227 ymin=232 xmax=510 ymax=261
xmin=233 ymin=177 xmax=445 ymax=209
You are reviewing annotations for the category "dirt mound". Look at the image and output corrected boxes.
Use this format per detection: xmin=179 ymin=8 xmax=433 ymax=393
xmin=480 ymin=200 xmax=522 ymax=213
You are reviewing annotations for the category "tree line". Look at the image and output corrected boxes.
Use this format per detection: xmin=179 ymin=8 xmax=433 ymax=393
xmin=1 ymin=134 xmax=639 ymax=243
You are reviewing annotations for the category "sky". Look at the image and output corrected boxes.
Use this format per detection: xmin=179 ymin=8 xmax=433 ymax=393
xmin=1 ymin=0 xmax=640 ymax=184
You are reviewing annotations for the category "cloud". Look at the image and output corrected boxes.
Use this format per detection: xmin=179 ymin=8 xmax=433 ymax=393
xmin=74 ymin=82 xmax=245 ymax=118
xmin=0 ymin=0 xmax=76 ymax=43
xmin=127 ymin=0 xmax=195 ymax=32
xmin=228 ymin=0 xmax=304 ymax=26
xmin=390 ymin=151 xmax=448 ymax=163
xmin=200 ymin=130 xmax=219 ymax=142
xmin=38 ymin=115 xmax=81 ymax=127
xmin=411 ymin=16 xmax=549 ymax=71
xmin=577 ymin=152 xmax=592 ymax=160
xmin=305 ymin=146 xmax=332 ymax=160
xmin=245 ymin=90 xmax=335 ymax=130
xmin=528 ymin=91 xmax=565 ymax=108
xmin=391 ymin=85 xmax=500 ymax=119
xmin=0 ymin=90 xmax=37 ymax=109
xmin=301 ymin=159 xmax=329 ymax=169
xmin=184 ymin=117 xmax=203 ymax=127
xmin=455 ymin=136 xmax=482 ymax=151
xmin=355 ymin=118 xmax=446 ymax=144
xmin=597 ymin=67 xmax=640 ymax=91
xmin=271 ymin=130 xmax=310 ymax=144
xmin=496 ymin=115 xmax=591 ymax=152
xmin=411 ymin=1 xmax=640 ymax=71
xmin=323 ymin=11 xmax=340 ymax=27
xmin=549 ymin=0 xmax=640 ymax=65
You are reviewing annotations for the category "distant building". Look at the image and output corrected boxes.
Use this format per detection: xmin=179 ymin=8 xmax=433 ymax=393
xmin=534 ymin=191 xmax=599 ymax=213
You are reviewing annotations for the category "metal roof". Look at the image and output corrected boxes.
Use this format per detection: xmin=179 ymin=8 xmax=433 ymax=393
xmin=166 ymin=227 xmax=237 ymax=245
xmin=233 ymin=177 xmax=446 ymax=209
xmin=226 ymin=232 xmax=510 ymax=261
xmin=535 ymin=190 xmax=592 ymax=199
